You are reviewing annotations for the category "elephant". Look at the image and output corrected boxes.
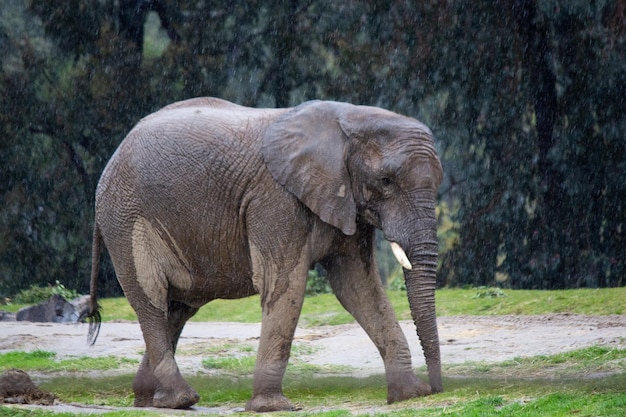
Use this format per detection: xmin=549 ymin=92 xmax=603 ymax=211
xmin=87 ymin=97 xmax=443 ymax=412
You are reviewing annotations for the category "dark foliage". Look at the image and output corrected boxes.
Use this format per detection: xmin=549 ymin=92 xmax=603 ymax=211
xmin=0 ymin=0 xmax=623 ymax=296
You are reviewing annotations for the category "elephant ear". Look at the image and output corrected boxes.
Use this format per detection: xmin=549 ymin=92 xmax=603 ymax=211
xmin=262 ymin=101 xmax=357 ymax=235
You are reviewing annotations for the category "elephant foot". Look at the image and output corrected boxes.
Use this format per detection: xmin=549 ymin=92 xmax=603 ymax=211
xmin=245 ymin=392 xmax=298 ymax=412
xmin=133 ymin=393 xmax=153 ymax=408
xmin=152 ymin=387 xmax=199 ymax=409
xmin=133 ymin=385 xmax=199 ymax=409
xmin=132 ymin=356 xmax=199 ymax=409
xmin=133 ymin=367 xmax=156 ymax=407
xmin=386 ymin=371 xmax=433 ymax=404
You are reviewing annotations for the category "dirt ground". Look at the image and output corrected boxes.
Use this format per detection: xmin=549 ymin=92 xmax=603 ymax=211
xmin=1 ymin=314 xmax=625 ymax=414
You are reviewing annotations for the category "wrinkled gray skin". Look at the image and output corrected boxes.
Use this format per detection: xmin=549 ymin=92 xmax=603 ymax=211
xmin=88 ymin=97 xmax=443 ymax=411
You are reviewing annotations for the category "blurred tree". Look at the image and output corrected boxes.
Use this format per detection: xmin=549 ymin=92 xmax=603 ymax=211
xmin=432 ymin=1 xmax=625 ymax=289
xmin=1 ymin=0 xmax=163 ymax=296
xmin=0 ymin=0 xmax=623 ymax=297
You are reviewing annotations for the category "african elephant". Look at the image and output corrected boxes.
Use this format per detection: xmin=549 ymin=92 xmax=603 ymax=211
xmin=87 ymin=97 xmax=443 ymax=411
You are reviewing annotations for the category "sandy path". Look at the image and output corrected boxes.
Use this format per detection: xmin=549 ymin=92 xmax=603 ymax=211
xmin=1 ymin=314 xmax=624 ymax=374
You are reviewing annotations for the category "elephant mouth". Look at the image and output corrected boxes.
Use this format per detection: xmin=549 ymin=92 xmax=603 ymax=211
xmin=389 ymin=241 xmax=412 ymax=270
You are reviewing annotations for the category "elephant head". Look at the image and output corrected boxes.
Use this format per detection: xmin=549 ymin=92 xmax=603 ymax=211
xmin=262 ymin=101 xmax=443 ymax=393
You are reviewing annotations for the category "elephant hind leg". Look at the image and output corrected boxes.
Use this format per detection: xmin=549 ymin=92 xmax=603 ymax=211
xmin=133 ymin=301 xmax=199 ymax=408
xmin=130 ymin=292 xmax=199 ymax=408
xmin=113 ymin=217 xmax=199 ymax=408
xmin=167 ymin=300 xmax=199 ymax=353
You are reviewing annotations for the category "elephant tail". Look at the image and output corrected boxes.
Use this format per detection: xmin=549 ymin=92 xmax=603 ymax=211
xmin=87 ymin=222 xmax=102 ymax=346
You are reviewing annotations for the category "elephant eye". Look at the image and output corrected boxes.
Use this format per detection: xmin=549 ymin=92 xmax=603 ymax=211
xmin=381 ymin=177 xmax=393 ymax=188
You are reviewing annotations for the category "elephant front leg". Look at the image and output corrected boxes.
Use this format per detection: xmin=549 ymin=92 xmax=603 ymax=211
xmin=245 ymin=264 xmax=308 ymax=412
xmin=324 ymin=252 xmax=431 ymax=403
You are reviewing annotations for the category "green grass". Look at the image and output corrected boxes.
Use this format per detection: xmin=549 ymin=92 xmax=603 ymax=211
xmin=430 ymin=287 xmax=626 ymax=317
xmin=81 ymin=287 xmax=625 ymax=324
xmin=197 ymin=341 xmax=353 ymax=377
xmin=40 ymin=374 xmax=137 ymax=407
xmin=0 ymin=303 xmax=27 ymax=312
xmin=0 ymin=350 xmax=138 ymax=372
xmin=2 ymin=349 xmax=623 ymax=416
xmin=4 ymin=288 xmax=623 ymax=322
xmin=202 ymin=354 xmax=257 ymax=374
xmin=3 ymin=388 xmax=625 ymax=416
xmin=444 ymin=346 xmax=626 ymax=379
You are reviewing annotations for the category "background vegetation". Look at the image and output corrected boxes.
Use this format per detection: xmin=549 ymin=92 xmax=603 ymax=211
xmin=1 ymin=1 xmax=624 ymax=297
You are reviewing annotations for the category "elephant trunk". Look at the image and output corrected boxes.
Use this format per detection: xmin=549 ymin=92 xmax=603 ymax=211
xmin=403 ymin=218 xmax=443 ymax=393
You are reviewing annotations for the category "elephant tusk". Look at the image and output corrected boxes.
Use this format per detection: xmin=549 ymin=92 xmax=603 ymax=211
xmin=390 ymin=241 xmax=413 ymax=270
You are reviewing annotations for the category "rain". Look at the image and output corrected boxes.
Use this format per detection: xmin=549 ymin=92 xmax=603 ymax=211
xmin=0 ymin=1 xmax=625 ymax=415
xmin=1 ymin=1 xmax=624 ymax=299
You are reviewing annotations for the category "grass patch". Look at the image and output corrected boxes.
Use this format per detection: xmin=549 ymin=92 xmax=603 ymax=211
xmin=40 ymin=374 xmax=136 ymax=407
xmin=8 ymin=288 xmax=621 ymax=323
xmin=0 ymin=350 xmax=138 ymax=372
xmin=0 ymin=302 xmax=28 ymax=313
xmin=92 ymin=288 xmax=625 ymax=324
xmin=431 ymin=287 xmax=626 ymax=317
xmin=19 ymin=367 xmax=625 ymax=416
xmin=0 ymin=408 xmax=77 ymax=417
xmin=197 ymin=341 xmax=354 ymax=376
xmin=176 ymin=340 xmax=256 ymax=357
xmin=98 ymin=297 xmax=140 ymax=321
xmin=376 ymin=389 xmax=626 ymax=417
xmin=202 ymin=355 xmax=256 ymax=374
xmin=2 ymin=354 xmax=619 ymax=417
xmin=444 ymin=346 xmax=626 ymax=379
xmin=0 ymin=406 xmax=154 ymax=417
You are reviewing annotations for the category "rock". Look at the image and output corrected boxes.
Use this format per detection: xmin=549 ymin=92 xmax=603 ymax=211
xmin=0 ymin=369 xmax=56 ymax=405
xmin=0 ymin=310 xmax=15 ymax=321
xmin=16 ymin=294 xmax=90 ymax=323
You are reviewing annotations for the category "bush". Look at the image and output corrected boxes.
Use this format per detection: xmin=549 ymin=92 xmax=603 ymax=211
xmin=386 ymin=270 xmax=406 ymax=291
xmin=305 ymin=269 xmax=331 ymax=296
xmin=12 ymin=281 xmax=80 ymax=304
